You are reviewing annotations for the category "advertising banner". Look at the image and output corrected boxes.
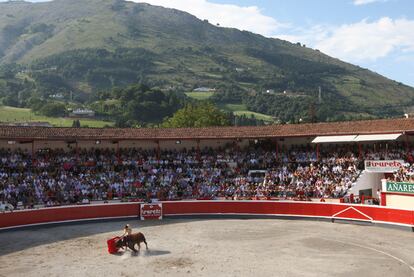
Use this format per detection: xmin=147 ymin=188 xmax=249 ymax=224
xmin=385 ymin=181 xmax=414 ymax=194
xmin=140 ymin=203 xmax=163 ymax=220
xmin=364 ymin=160 xmax=404 ymax=173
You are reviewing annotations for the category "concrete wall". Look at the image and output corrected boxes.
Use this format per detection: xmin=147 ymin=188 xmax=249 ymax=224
xmin=386 ymin=194 xmax=414 ymax=210
xmin=349 ymin=171 xmax=384 ymax=197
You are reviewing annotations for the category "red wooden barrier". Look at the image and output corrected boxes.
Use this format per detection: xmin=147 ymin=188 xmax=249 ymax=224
xmin=0 ymin=201 xmax=413 ymax=229
xmin=162 ymin=201 xmax=414 ymax=227
xmin=0 ymin=203 xmax=139 ymax=229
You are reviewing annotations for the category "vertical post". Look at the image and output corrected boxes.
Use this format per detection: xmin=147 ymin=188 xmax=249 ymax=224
xmin=235 ymin=139 xmax=240 ymax=151
xmin=196 ymin=140 xmax=201 ymax=162
xmin=316 ymin=143 xmax=320 ymax=161
xmin=31 ymin=140 xmax=35 ymax=164
xmin=385 ymin=143 xmax=388 ymax=160
xmin=275 ymin=141 xmax=279 ymax=161
xmin=157 ymin=140 xmax=160 ymax=162
xmin=380 ymin=192 xmax=387 ymax=206
xmin=405 ymin=135 xmax=409 ymax=156
xmin=117 ymin=141 xmax=120 ymax=163
xmin=76 ymin=141 xmax=79 ymax=163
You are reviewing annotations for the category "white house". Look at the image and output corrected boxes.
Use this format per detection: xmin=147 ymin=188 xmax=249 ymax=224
xmin=71 ymin=108 xmax=95 ymax=118
xmin=194 ymin=87 xmax=216 ymax=92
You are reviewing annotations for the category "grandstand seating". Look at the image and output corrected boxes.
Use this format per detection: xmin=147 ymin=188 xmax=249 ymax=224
xmin=0 ymin=142 xmax=411 ymax=209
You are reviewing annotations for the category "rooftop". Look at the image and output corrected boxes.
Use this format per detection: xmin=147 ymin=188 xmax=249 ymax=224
xmin=0 ymin=118 xmax=413 ymax=141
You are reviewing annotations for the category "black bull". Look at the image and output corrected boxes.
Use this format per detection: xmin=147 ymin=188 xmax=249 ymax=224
xmin=116 ymin=232 xmax=148 ymax=252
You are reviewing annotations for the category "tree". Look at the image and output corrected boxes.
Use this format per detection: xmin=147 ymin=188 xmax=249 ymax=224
xmin=72 ymin=120 xmax=81 ymax=128
xmin=106 ymin=84 xmax=185 ymax=127
xmin=2 ymin=94 xmax=19 ymax=107
xmin=308 ymin=102 xmax=317 ymax=123
xmin=40 ymin=102 xmax=67 ymax=117
xmin=162 ymin=103 xmax=230 ymax=128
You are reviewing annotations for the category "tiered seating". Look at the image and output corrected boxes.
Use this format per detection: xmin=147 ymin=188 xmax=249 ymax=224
xmin=2 ymin=143 xmax=408 ymax=209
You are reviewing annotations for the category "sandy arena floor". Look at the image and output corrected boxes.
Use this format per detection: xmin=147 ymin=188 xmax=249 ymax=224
xmin=0 ymin=218 xmax=413 ymax=277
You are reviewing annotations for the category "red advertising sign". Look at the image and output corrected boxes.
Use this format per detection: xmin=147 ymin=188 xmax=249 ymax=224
xmin=140 ymin=203 xmax=163 ymax=220
xmin=364 ymin=160 xmax=404 ymax=173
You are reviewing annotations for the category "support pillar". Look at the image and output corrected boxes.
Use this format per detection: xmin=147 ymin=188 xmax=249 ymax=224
xmin=316 ymin=144 xmax=320 ymax=161
xmin=157 ymin=141 xmax=160 ymax=162
xmin=405 ymin=135 xmax=410 ymax=156
xmin=385 ymin=143 xmax=389 ymax=159
xmin=76 ymin=141 xmax=79 ymax=163
xmin=275 ymin=141 xmax=279 ymax=161
xmin=31 ymin=140 xmax=35 ymax=164
xmin=196 ymin=140 xmax=201 ymax=162
xmin=116 ymin=141 xmax=120 ymax=163
xmin=380 ymin=192 xmax=387 ymax=206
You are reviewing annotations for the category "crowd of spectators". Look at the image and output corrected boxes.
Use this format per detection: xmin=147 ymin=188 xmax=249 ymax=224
xmin=389 ymin=165 xmax=414 ymax=183
xmin=0 ymin=142 xmax=411 ymax=209
xmin=366 ymin=142 xmax=414 ymax=182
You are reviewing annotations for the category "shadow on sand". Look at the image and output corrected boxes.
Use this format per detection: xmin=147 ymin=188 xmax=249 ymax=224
xmin=0 ymin=215 xmax=294 ymax=255
xmin=143 ymin=249 xmax=171 ymax=256
xmin=111 ymin=249 xmax=170 ymax=257
xmin=0 ymin=217 xmax=209 ymax=255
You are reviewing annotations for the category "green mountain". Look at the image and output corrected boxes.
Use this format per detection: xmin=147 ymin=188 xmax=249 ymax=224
xmin=0 ymin=0 xmax=413 ymax=123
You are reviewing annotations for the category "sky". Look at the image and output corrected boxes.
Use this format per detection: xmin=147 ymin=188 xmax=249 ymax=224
xmin=3 ymin=0 xmax=414 ymax=87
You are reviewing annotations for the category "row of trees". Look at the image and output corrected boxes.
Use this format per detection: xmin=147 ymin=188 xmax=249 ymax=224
xmin=162 ymin=103 xmax=229 ymax=128
xmin=92 ymin=84 xmax=186 ymax=127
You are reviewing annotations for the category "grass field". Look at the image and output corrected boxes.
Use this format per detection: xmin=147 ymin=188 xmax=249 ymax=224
xmin=233 ymin=110 xmax=274 ymax=121
xmin=0 ymin=106 xmax=114 ymax=128
xmin=185 ymin=91 xmax=215 ymax=101
xmin=219 ymin=103 xmax=275 ymax=122
xmin=158 ymin=90 xmax=276 ymax=123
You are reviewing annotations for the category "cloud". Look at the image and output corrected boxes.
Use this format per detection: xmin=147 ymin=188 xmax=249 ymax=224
xmin=316 ymin=17 xmax=414 ymax=62
xmin=133 ymin=1 xmax=414 ymax=67
xmin=132 ymin=0 xmax=286 ymax=36
xmin=278 ymin=17 xmax=414 ymax=63
xmin=353 ymin=0 xmax=388 ymax=5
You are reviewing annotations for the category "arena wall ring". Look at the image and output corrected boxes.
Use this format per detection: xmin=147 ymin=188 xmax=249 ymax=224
xmin=1 ymin=201 xmax=413 ymax=231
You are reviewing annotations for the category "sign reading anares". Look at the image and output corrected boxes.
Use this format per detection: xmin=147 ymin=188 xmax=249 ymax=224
xmin=385 ymin=182 xmax=414 ymax=194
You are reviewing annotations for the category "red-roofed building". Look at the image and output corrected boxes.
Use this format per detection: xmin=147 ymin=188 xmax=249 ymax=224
xmin=0 ymin=118 xmax=413 ymax=152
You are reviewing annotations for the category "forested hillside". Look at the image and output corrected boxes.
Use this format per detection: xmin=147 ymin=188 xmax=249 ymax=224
xmin=1 ymin=0 xmax=414 ymax=125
